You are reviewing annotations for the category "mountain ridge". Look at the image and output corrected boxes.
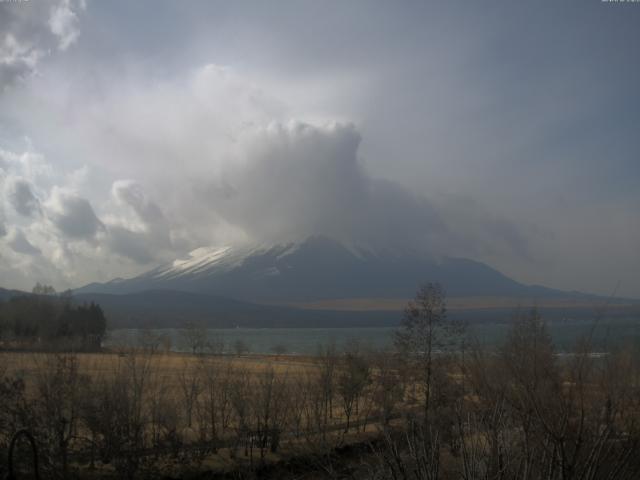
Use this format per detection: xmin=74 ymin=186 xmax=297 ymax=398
xmin=75 ymin=235 xmax=606 ymax=304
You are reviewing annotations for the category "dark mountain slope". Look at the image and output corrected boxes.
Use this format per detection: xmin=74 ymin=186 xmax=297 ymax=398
xmin=75 ymin=235 xmax=576 ymax=302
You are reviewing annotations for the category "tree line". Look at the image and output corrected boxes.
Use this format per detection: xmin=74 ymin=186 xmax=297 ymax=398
xmin=0 ymin=284 xmax=107 ymax=350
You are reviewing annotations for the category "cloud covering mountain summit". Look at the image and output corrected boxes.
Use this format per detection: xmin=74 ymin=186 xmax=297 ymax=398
xmin=0 ymin=1 xmax=638 ymax=297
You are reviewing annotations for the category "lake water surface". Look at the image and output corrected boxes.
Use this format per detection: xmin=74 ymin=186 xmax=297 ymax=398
xmin=105 ymin=318 xmax=640 ymax=355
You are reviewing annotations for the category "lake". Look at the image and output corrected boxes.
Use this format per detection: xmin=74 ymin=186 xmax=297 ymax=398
xmin=104 ymin=317 xmax=640 ymax=355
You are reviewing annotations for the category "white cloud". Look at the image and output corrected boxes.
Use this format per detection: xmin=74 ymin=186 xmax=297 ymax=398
xmin=48 ymin=0 xmax=83 ymax=51
xmin=0 ymin=143 xmax=176 ymax=288
xmin=0 ymin=0 xmax=84 ymax=90
xmin=201 ymin=120 xmax=443 ymax=249
xmin=0 ymin=34 xmax=42 ymax=90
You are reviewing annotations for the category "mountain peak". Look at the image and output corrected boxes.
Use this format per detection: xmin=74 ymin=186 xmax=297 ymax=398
xmin=74 ymin=234 xmax=555 ymax=302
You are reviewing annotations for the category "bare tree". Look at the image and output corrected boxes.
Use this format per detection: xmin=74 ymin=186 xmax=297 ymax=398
xmin=337 ymin=349 xmax=371 ymax=433
xmin=229 ymin=366 xmax=252 ymax=458
xmin=317 ymin=342 xmax=338 ymax=425
xmin=194 ymin=356 xmax=234 ymax=453
xmin=0 ymin=367 xmax=29 ymax=479
xmin=395 ymin=283 xmax=462 ymax=426
xmin=288 ymin=373 xmax=309 ymax=438
xmin=178 ymin=360 xmax=201 ymax=428
xmin=32 ymin=353 xmax=84 ymax=477
xmin=181 ymin=321 xmax=208 ymax=355
xmin=252 ymin=366 xmax=289 ymax=458
xmin=371 ymin=351 xmax=404 ymax=427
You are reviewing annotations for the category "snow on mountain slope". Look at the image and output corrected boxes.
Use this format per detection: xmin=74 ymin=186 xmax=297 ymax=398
xmin=152 ymin=245 xmax=257 ymax=280
xmin=75 ymin=235 xmax=562 ymax=302
xmin=139 ymin=237 xmax=387 ymax=284
xmin=145 ymin=242 xmax=301 ymax=280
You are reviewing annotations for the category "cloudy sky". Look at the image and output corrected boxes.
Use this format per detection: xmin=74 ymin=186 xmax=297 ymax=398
xmin=0 ymin=0 xmax=638 ymax=297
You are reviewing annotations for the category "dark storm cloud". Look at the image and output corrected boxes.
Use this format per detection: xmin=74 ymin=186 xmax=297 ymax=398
xmin=47 ymin=189 xmax=103 ymax=239
xmin=106 ymin=225 xmax=155 ymax=264
xmin=112 ymin=180 xmax=165 ymax=227
xmin=7 ymin=178 xmax=40 ymax=216
xmin=7 ymin=228 xmax=41 ymax=255
xmin=105 ymin=180 xmax=172 ymax=264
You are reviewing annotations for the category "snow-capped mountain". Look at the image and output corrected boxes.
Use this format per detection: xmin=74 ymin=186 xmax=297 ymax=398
xmin=77 ymin=235 xmax=561 ymax=302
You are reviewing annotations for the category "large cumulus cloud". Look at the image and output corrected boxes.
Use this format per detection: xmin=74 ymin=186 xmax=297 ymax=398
xmin=191 ymin=119 xmax=531 ymax=261
xmin=202 ymin=121 xmax=448 ymax=251
xmin=0 ymin=145 xmax=138 ymax=288
xmin=0 ymin=63 xmax=532 ymax=291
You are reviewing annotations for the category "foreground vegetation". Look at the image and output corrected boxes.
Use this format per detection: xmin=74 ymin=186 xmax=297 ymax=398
xmin=1 ymin=284 xmax=639 ymax=479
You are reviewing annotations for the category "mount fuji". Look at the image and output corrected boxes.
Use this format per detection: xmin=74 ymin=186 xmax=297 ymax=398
xmin=77 ymin=235 xmax=565 ymax=303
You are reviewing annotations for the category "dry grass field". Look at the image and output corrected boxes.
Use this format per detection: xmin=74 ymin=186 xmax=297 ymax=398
xmin=0 ymin=347 xmax=398 ymax=479
xmin=0 ymin=350 xmax=318 ymax=381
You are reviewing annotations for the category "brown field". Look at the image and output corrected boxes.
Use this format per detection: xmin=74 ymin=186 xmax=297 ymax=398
xmin=1 ymin=347 xmax=399 ymax=479
xmin=0 ymin=350 xmax=327 ymax=407
xmin=0 ymin=350 xmax=319 ymax=380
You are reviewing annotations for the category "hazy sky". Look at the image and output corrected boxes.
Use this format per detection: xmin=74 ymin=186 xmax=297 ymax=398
xmin=0 ymin=0 xmax=638 ymax=297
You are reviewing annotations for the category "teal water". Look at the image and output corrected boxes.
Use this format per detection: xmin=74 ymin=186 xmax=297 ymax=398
xmin=104 ymin=318 xmax=640 ymax=355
